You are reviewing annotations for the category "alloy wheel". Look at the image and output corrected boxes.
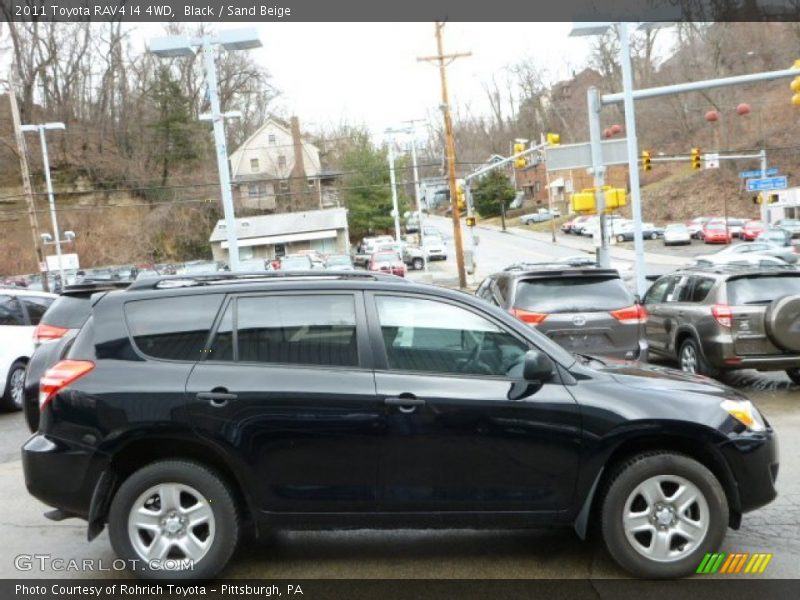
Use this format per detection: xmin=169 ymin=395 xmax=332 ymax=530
xmin=680 ymin=345 xmax=698 ymax=374
xmin=127 ymin=482 xmax=215 ymax=565
xmin=10 ymin=367 xmax=25 ymax=410
xmin=622 ymin=475 xmax=710 ymax=563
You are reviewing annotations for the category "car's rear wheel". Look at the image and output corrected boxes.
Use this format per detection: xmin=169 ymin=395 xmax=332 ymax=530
xmin=679 ymin=339 xmax=719 ymax=379
xmin=108 ymin=460 xmax=239 ymax=580
xmin=616 ymin=235 xmax=625 ymax=243
xmin=412 ymin=257 xmax=424 ymax=270
xmin=650 ymin=232 xmax=659 ymax=240
xmin=601 ymin=452 xmax=728 ymax=579
xmin=786 ymin=368 xmax=800 ymax=385
xmin=1 ymin=360 xmax=26 ymax=412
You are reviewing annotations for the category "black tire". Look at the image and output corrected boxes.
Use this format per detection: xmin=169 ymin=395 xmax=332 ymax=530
xmin=1 ymin=360 xmax=26 ymax=412
xmin=650 ymin=232 xmax=659 ymax=240
xmin=412 ymin=257 xmax=424 ymax=270
xmin=678 ymin=338 xmax=719 ymax=379
xmin=108 ymin=460 xmax=240 ymax=580
xmin=787 ymin=368 xmax=800 ymax=385
xmin=616 ymin=235 xmax=625 ymax=243
xmin=601 ymin=452 xmax=728 ymax=579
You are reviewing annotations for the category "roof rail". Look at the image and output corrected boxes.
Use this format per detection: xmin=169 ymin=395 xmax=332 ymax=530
xmin=126 ymin=270 xmax=410 ymax=291
xmin=681 ymin=263 xmax=798 ymax=275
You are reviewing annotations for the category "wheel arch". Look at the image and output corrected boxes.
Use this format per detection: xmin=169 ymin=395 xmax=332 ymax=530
xmin=88 ymin=435 xmax=257 ymax=542
xmin=574 ymin=432 xmax=742 ymax=540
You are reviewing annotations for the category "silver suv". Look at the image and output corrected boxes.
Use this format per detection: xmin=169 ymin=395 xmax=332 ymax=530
xmin=476 ymin=264 xmax=648 ymax=360
xmin=643 ymin=265 xmax=800 ymax=382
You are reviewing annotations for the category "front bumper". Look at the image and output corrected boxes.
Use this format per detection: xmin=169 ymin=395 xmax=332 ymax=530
xmin=718 ymin=427 xmax=779 ymax=514
xmin=22 ymin=433 xmax=107 ymax=518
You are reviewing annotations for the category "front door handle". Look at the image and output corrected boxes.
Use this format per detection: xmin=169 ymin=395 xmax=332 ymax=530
xmin=196 ymin=391 xmax=238 ymax=407
xmin=385 ymin=395 xmax=426 ymax=413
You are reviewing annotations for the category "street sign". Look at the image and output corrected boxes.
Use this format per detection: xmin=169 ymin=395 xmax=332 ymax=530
xmin=704 ymin=153 xmax=720 ymax=169
xmin=545 ymin=138 xmax=629 ymax=172
xmin=45 ymin=253 xmax=80 ymax=272
xmin=740 ymin=168 xmax=779 ymax=178
xmin=746 ymin=176 xmax=788 ymax=192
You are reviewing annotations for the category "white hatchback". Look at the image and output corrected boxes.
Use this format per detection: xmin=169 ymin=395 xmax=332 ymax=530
xmin=0 ymin=288 xmax=57 ymax=411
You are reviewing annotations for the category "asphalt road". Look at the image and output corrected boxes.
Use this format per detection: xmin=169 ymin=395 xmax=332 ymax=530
xmin=1 ymin=373 xmax=797 ymax=580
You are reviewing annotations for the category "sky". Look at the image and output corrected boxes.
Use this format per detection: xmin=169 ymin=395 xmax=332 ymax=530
xmin=129 ymin=22 xmax=599 ymax=137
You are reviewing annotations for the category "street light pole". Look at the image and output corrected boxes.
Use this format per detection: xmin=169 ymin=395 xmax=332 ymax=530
xmin=201 ymin=39 xmax=241 ymax=272
xmin=22 ymin=123 xmax=67 ymax=284
xmin=404 ymin=122 xmax=428 ymax=271
xmin=385 ymin=131 xmax=402 ymax=242
xmin=149 ymin=29 xmax=262 ymax=273
xmin=617 ymin=22 xmax=648 ymax=297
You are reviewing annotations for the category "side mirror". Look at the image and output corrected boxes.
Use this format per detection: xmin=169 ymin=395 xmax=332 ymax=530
xmin=523 ymin=350 xmax=554 ymax=383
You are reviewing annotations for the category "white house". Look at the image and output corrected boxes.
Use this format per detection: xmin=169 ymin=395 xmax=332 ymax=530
xmin=209 ymin=207 xmax=350 ymax=263
xmin=229 ymin=116 xmax=338 ymax=212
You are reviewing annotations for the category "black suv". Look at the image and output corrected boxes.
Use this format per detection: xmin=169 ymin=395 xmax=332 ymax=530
xmin=643 ymin=265 xmax=800 ymax=381
xmin=477 ymin=264 xmax=647 ymax=361
xmin=23 ymin=272 xmax=777 ymax=580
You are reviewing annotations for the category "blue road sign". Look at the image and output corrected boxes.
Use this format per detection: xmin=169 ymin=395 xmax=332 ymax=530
xmin=746 ymin=176 xmax=788 ymax=192
xmin=740 ymin=168 xmax=779 ymax=178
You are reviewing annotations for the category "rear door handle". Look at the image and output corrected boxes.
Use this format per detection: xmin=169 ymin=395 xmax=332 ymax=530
xmin=196 ymin=391 xmax=238 ymax=406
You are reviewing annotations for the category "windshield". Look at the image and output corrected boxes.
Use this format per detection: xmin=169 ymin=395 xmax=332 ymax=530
xmin=326 ymin=256 xmax=352 ymax=266
xmin=183 ymin=262 xmax=217 ymax=274
xmin=706 ymin=222 xmax=726 ymax=230
xmin=515 ymin=276 xmax=633 ymax=313
xmin=727 ymin=275 xmax=800 ymax=305
xmin=374 ymin=253 xmax=397 ymax=264
xmin=666 ymin=224 xmax=688 ymax=231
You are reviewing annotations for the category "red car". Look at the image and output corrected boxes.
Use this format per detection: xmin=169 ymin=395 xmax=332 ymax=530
xmin=368 ymin=251 xmax=406 ymax=277
xmin=702 ymin=221 xmax=732 ymax=244
xmin=741 ymin=220 xmax=765 ymax=241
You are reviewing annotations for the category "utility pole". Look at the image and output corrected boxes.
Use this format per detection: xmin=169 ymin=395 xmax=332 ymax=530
xmin=760 ymin=149 xmax=769 ymax=224
xmin=418 ymin=22 xmax=471 ymax=289
xmin=8 ymin=81 xmax=48 ymax=290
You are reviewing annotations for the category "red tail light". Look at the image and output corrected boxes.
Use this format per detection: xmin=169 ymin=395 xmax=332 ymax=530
xmin=511 ymin=308 xmax=548 ymax=325
xmin=33 ymin=324 xmax=69 ymax=345
xmin=39 ymin=360 xmax=95 ymax=409
xmin=610 ymin=304 xmax=648 ymax=324
xmin=712 ymin=304 xmax=733 ymax=328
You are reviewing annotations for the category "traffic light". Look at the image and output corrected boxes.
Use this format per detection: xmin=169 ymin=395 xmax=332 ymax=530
xmin=753 ymin=194 xmax=762 ymax=205
xmin=641 ymin=150 xmax=652 ymax=171
xmin=792 ymin=60 xmax=800 ymax=106
xmin=456 ymin=185 xmax=466 ymax=210
xmin=691 ymin=148 xmax=702 ymax=170
xmin=513 ymin=143 xmax=527 ymax=169
xmin=769 ymin=193 xmax=779 ymax=204
xmin=466 ymin=216 xmax=476 ymax=227
xmin=546 ymin=133 xmax=560 ymax=145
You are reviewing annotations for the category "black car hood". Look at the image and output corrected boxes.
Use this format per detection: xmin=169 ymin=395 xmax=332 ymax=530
xmin=595 ymin=360 xmax=747 ymax=400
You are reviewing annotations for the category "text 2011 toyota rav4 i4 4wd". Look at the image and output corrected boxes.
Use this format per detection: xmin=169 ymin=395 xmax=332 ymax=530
xmin=23 ymin=272 xmax=778 ymax=580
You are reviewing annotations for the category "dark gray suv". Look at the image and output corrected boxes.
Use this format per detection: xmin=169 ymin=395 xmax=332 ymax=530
xmin=643 ymin=265 xmax=800 ymax=382
xmin=477 ymin=264 xmax=648 ymax=360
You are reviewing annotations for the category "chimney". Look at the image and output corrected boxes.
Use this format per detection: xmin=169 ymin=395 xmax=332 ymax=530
xmin=288 ymin=116 xmax=308 ymax=210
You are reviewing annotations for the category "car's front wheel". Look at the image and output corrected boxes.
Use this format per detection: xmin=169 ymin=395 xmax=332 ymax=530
xmin=412 ymin=257 xmax=424 ymax=270
xmin=786 ymin=368 xmax=800 ymax=385
xmin=108 ymin=460 xmax=239 ymax=580
xmin=1 ymin=360 xmax=26 ymax=412
xmin=601 ymin=452 xmax=728 ymax=579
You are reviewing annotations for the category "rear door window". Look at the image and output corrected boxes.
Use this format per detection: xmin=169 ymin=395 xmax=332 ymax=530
xmin=0 ymin=295 xmax=25 ymax=326
xmin=727 ymin=276 xmax=800 ymax=305
xmin=124 ymin=294 xmax=224 ymax=361
xmin=235 ymin=294 xmax=358 ymax=367
xmin=20 ymin=296 xmax=55 ymax=326
xmin=514 ymin=276 xmax=633 ymax=313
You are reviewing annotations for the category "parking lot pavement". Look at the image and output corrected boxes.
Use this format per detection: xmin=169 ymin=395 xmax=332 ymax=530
xmin=1 ymin=372 xmax=797 ymax=580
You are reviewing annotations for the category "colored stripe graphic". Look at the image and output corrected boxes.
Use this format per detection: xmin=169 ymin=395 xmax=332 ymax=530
xmin=697 ymin=552 xmax=772 ymax=575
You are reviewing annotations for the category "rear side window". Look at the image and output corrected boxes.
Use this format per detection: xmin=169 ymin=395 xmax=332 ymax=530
xmin=40 ymin=295 xmax=88 ymax=328
xmin=0 ymin=295 xmax=25 ymax=325
xmin=690 ymin=277 xmax=715 ymax=303
xmin=515 ymin=276 xmax=633 ymax=313
xmin=234 ymin=295 xmax=358 ymax=367
xmin=727 ymin=276 xmax=800 ymax=305
xmin=125 ymin=294 xmax=224 ymax=361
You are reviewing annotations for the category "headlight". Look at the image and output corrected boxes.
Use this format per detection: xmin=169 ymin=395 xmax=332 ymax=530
xmin=720 ymin=399 xmax=766 ymax=432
